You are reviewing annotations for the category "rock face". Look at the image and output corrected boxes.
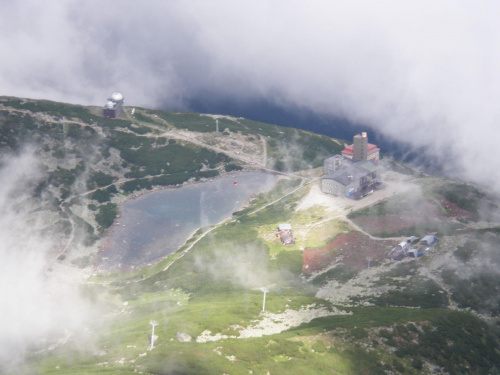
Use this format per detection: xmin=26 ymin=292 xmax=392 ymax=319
xmin=176 ymin=332 xmax=192 ymax=342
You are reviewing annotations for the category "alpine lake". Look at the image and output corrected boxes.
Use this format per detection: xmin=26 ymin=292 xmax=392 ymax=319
xmin=98 ymin=172 xmax=278 ymax=270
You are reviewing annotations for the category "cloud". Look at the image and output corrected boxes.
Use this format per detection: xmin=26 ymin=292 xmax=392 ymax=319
xmin=1 ymin=1 xmax=500 ymax=191
xmin=0 ymin=150 xmax=95 ymax=370
xmin=194 ymin=242 xmax=273 ymax=289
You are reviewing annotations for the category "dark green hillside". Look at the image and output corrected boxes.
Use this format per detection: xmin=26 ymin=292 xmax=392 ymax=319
xmin=145 ymin=108 xmax=345 ymax=171
xmin=154 ymin=111 xmax=253 ymax=134
xmin=238 ymin=118 xmax=345 ymax=171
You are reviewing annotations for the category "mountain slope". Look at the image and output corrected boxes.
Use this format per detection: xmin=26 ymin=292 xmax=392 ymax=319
xmin=1 ymin=96 xmax=500 ymax=374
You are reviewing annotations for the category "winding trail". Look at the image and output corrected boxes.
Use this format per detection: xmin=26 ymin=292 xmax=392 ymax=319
xmin=341 ymin=216 xmax=408 ymax=242
xmin=161 ymin=178 xmax=313 ymax=273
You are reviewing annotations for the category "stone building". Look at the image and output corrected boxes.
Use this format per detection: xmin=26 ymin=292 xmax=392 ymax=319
xmin=321 ymin=160 xmax=379 ymax=197
xmin=321 ymin=132 xmax=381 ymax=197
xmin=323 ymin=155 xmax=350 ymax=175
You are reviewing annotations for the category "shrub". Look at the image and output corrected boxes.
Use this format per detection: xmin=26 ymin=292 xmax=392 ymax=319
xmin=95 ymin=203 xmax=118 ymax=231
xmin=87 ymin=171 xmax=116 ymax=188
xmin=49 ymin=163 xmax=85 ymax=188
xmin=373 ymin=279 xmax=448 ymax=308
xmin=453 ymin=239 xmax=478 ymax=262
xmin=90 ymin=185 xmax=117 ymax=203
xmin=350 ymin=327 xmax=368 ymax=339
xmin=442 ymin=268 xmax=500 ymax=314
xmin=195 ymin=170 xmax=219 ymax=180
xmin=392 ymin=359 xmax=405 ymax=372
xmin=224 ymin=164 xmax=243 ymax=172
xmin=433 ymin=183 xmax=484 ymax=215
xmin=412 ymin=358 xmax=423 ymax=370
xmin=150 ymin=173 xmax=190 ymax=187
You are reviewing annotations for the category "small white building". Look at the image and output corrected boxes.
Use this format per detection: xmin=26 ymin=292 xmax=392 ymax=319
xmin=277 ymin=224 xmax=295 ymax=245
xmin=278 ymin=224 xmax=292 ymax=231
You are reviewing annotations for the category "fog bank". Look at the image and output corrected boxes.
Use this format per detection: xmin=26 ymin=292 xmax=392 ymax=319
xmin=0 ymin=150 xmax=94 ymax=370
xmin=1 ymin=1 xmax=500 ymax=191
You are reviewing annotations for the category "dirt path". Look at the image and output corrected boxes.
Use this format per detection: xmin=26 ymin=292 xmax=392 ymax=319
xmin=161 ymin=227 xmax=219 ymax=273
xmin=296 ymin=174 xmax=420 ymax=248
xmin=52 ymin=207 xmax=76 ymax=263
xmin=246 ymin=177 xmax=310 ymax=216
xmin=161 ymin=177 xmax=310 ymax=273
xmin=261 ymin=136 xmax=267 ymax=167
xmin=131 ymin=112 xmax=269 ymax=169
xmin=341 ymin=216 xmax=408 ymax=242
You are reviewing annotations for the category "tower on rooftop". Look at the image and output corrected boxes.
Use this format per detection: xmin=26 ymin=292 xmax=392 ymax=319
xmin=353 ymin=132 xmax=368 ymax=161
xmin=341 ymin=132 xmax=380 ymax=163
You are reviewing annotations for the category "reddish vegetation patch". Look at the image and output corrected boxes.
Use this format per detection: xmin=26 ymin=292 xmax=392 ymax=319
xmin=351 ymin=201 xmax=447 ymax=235
xmin=302 ymin=232 xmax=397 ymax=274
xmin=353 ymin=215 xmax=426 ymax=235
xmin=438 ymin=198 xmax=477 ymax=221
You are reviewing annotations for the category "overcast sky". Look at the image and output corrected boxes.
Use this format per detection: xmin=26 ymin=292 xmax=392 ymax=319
xmin=1 ymin=1 xmax=500 ymax=191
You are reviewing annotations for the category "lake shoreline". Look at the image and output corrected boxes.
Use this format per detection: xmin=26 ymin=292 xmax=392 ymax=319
xmin=96 ymin=169 xmax=278 ymax=272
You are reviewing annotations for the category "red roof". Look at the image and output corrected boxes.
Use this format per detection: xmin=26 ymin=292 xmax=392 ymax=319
xmin=341 ymin=145 xmax=354 ymax=156
xmin=341 ymin=143 xmax=380 ymax=156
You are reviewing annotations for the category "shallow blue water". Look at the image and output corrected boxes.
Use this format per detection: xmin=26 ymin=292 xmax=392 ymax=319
xmin=97 ymin=172 xmax=277 ymax=270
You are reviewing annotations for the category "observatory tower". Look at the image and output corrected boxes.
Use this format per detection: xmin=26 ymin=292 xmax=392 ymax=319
xmin=103 ymin=92 xmax=124 ymax=118
xmin=341 ymin=132 xmax=380 ymax=163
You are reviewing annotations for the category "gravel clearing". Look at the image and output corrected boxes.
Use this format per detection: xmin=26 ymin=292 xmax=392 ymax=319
xmin=316 ymin=261 xmax=399 ymax=305
xmin=196 ymin=304 xmax=351 ymax=342
xmin=296 ymin=183 xmax=343 ymax=213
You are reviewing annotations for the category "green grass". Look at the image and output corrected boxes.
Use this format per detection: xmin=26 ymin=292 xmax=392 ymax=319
xmin=132 ymin=110 xmax=158 ymax=124
xmin=301 ymin=218 xmax=351 ymax=249
xmin=30 ymin=305 xmax=453 ymax=375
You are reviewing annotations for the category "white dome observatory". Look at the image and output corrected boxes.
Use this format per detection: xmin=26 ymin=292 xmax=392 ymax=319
xmin=103 ymin=92 xmax=125 ymax=118
xmin=110 ymin=92 xmax=123 ymax=102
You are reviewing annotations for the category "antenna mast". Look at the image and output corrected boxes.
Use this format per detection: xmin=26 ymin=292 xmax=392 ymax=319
xmin=149 ymin=320 xmax=158 ymax=350
xmin=260 ymin=287 xmax=269 ymax=313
